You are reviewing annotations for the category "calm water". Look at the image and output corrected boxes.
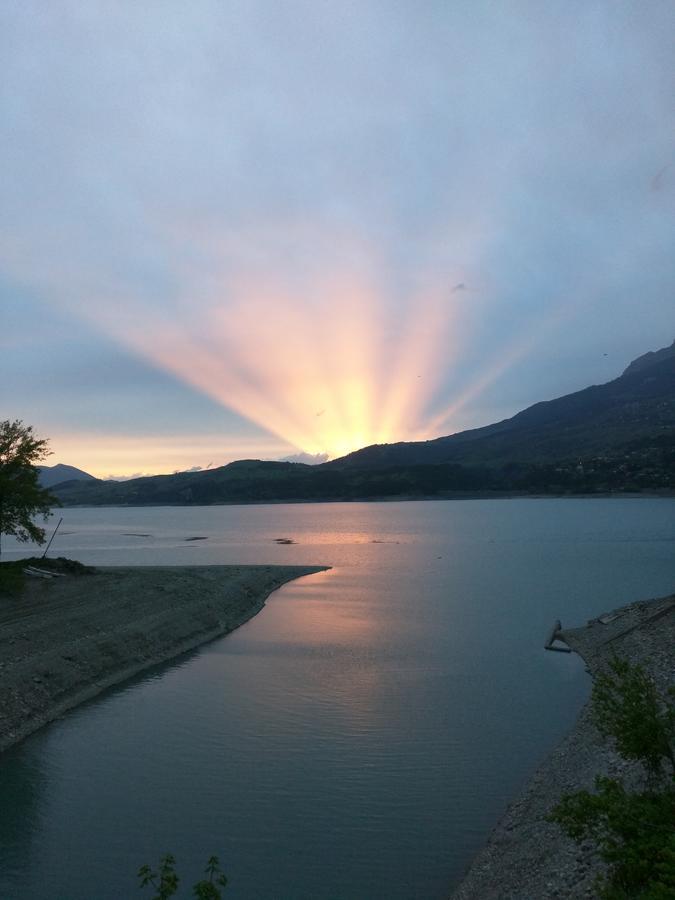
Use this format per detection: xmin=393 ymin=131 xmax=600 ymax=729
xmin=1 ymin=499 xmax=674 ymax=899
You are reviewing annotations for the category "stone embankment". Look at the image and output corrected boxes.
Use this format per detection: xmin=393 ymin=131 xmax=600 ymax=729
xmin=0 ymin=564 xmax=327 ymax=753
xmin=451 ymin=591 xmax=675 ymax=899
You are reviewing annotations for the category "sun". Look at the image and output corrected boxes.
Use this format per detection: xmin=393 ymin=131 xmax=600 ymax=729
xmin=106 ymin=266 xmax=457 ymax=461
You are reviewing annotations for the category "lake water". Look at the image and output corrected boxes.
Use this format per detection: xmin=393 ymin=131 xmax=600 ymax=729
xmin=1 ymin=499 xmax=674 ymax=899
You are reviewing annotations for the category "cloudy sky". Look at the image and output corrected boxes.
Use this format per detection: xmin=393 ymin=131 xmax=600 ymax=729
xmin=2 ymin=1 xmax=674 ymax=478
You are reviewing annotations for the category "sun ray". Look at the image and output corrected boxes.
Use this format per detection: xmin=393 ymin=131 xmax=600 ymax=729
xmin=423 ymin=301 xmax=581 ymax=438
xmin=2 ymin=220 xmax=484 ymax=460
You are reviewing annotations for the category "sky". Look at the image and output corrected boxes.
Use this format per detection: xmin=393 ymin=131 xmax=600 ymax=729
xmin=1 ymin=1 xmax=674 ymax=478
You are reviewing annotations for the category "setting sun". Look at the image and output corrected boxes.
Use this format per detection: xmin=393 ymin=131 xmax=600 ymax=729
xmin=55 ymin=249 xmax=460 ymax=465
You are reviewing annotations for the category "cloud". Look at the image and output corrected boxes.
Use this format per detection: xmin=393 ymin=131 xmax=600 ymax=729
xmin=104 ymin=472 xmax=155 ymax=482
xmin=280 ymin=452 xmax=330 ymax=465
xmin=48 ymin=431 xmax=292 ymax=479
xmin=1 ymin=1 xmax=674 ymax=470
xmin=105 ymin=464 xmax=204 ymax=480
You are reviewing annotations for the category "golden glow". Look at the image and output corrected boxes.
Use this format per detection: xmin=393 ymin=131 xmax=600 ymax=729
xmin=78 ymin=255 xmax=458 ymax=460
xmin=6 ymin=219 xmax=575 ymax=466
xmin=49 ymin=432 xmax=293 ymax=479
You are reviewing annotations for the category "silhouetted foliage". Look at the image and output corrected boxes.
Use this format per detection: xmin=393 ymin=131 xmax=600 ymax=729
xmin=0 ymin=420 xmax=57 ymax=557
xmin=0 ymin=556 xmax=94 ymax=597
xmin=138 ymin=855 xmax=227 ymax=899
xmin=0 ymin=559 xmax=26 ymax=594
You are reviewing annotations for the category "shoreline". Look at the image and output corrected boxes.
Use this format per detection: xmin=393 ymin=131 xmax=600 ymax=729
xmin=50 ymin=491 xmax=675 ymax=509
xmin=0 ymin=564 xmax=328 ymax=754
xmin=451 ymin=590 xmax=675 ymax=899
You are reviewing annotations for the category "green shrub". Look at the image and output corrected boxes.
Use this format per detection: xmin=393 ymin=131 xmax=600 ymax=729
xmin=0 ymin=561 xmax=26 ymax=595
xmin=548 ymin=656 xmax=675 ymax=898
xmin=0 ymin=556 xmax=94 ymax=597
xmin=139 ymin=854 xmax=227 ymax=899
xmin=592 ymin=656 xmax=675 ymax=775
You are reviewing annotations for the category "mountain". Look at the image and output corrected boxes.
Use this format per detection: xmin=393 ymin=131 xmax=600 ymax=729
xmin=330 ymin=339 xmax=675 ymax=469
xmin=52 ymin=340 xmax=675 ymax=505
xmin=38 ymin=464 xmax=96 ymax=488
xmin=622 ymin=339 xmax=675 ymax=376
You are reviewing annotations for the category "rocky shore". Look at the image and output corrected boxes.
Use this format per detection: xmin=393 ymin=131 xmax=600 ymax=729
xmin=0 ymin=564 xmax=327 ymax=753
xmin=451 ymin=590 xmax=675 ymax=899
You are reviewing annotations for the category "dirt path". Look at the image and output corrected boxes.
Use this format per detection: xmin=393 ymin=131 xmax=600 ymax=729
xmin=0 ymin=564 xmax=328 ymax=753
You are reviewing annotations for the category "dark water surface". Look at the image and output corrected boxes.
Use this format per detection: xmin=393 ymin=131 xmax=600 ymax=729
xmin=1 ymin=499 xmax=674 ymax=899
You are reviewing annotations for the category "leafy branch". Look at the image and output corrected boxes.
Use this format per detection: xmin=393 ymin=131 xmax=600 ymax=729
xmin=138 ymin=854 xmax=227 ymax=899
xmin=548 ymin=656 xmax=675 ymax=898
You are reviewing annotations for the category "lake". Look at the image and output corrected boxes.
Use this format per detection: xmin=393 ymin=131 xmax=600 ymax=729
xmin=1 ymin=498 xmax=674 ymax=898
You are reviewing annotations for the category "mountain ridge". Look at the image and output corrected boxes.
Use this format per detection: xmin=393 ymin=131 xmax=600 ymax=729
xmin=51 ymin=339 xmax=675 ymax=505
xmin=329 ymin=340 xmax=675 ymax=469
xmin=38 ymin=464 xmax=96 ymax=489
xmin=622 ymin=338 xmax=675 ymax=376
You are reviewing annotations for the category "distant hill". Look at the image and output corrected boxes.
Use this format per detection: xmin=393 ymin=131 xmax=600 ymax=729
xmin=52 ymin=340 xmax=675 ymax=506
xmin=38 ymin=464 xmax=96 ymax=488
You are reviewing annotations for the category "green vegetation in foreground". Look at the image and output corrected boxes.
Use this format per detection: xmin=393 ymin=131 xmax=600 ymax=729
xmin=0 ymin=556 xmax=95 ymax=595
xmin=548 ymin=656 xmax=675 ymax=898
xmin=0 ymin=559 xmax=26 ymax=594
xmin=139 ymin=854 xmax=227 ymax=899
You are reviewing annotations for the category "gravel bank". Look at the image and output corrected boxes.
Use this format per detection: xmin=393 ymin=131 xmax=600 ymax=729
xmin=451 ymin=590 xmax=675 ymax=900
xmin=0 ymin=564 xmax=327 ymax=753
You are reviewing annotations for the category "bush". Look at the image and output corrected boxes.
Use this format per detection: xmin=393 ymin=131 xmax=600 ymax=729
xmin=0 ymin=561 xmax=26 ymax=595
xmin=0 ymin=557 xmax=95 ymax=597
xmin=138 ymin=854 xmax=227 ymax=899
xmin=548 ymin=656 xmax=675 ymax=898
xmin=592 ymin=656 xmax=675 ymax=775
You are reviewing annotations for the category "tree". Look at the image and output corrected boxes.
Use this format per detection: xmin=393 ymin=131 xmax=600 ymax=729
xmin=548 ymin=656 xmax=675 ymax=898
xmin=0 ymin=420 xmax=57 ymax=558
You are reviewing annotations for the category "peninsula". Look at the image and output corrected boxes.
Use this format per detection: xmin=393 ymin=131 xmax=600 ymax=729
xmin=0 ymin=562 xmax=328 ymax=753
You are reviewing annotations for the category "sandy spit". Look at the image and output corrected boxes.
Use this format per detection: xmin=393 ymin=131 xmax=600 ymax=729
xmin=0 ymin=564 xmax=328 ymax=753
xmin=451 ymin=591 xmax=675 ymax=900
